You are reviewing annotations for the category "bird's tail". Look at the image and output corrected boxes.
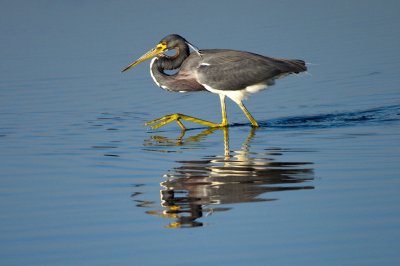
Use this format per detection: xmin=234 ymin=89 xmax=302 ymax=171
xmin=289 ymin=59 xmax=307 ymax=73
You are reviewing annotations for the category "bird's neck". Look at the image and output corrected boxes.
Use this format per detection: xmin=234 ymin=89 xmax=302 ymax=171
xmin=156 ymin=43 xmax=190 ymax=71
xmin=149 ymin=43 xmax=190 ymax=89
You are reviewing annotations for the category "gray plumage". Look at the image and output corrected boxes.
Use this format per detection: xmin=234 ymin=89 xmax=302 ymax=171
xmin=150 ymin=34 xmax=307 ymax=96
xmin=122 ymin=34 xmax=307 ymax=128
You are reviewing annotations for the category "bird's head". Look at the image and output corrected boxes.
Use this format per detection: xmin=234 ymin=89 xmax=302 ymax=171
xmin=121 ymin=34 xmax=190 ymax=72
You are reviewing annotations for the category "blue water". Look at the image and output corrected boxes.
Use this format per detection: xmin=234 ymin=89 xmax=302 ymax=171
xmin=1 ymin=1 xmax=400 ymax=265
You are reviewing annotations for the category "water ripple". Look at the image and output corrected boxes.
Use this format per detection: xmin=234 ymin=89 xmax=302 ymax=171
xmin=266 ymin=104 xmax=400 ymax=129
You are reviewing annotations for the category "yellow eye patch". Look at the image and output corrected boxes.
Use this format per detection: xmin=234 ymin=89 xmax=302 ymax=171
xmin=156 ymin=42 xmax=167 ymax=51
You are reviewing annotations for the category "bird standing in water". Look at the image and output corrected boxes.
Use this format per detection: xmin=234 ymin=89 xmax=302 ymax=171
xmin=122 ymin=34 xmax=307 ymax=130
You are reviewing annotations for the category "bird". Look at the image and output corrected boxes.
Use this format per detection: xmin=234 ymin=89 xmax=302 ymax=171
xmin=122 ymin=34 xmax=307 ymax=130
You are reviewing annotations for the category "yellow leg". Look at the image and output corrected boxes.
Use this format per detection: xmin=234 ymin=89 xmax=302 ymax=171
xmin=237 ymin=101 xmax=259 ymax=127
xmin=145 ymin=113 xmax=220 ymax=129
xmin=219 ymin=94 xmax=228 ymax=127
xmin=145 ymin=95 xmax=229 ymax=130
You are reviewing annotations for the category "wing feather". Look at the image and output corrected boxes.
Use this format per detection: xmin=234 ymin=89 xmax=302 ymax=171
xmin=193 ymin=49 xmax=306 ymax=91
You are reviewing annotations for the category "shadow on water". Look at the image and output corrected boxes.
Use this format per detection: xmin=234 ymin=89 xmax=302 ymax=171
xmin=133 ymin=128 xmax=315 ymax=228
xmin=129 ymin=104 xmax=400 ymax=228
xmin=89 ymin=104 xmax=400 ymax=228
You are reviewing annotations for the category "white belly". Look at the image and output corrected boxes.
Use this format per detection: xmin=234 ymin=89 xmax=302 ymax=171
xmin=202 ymin=83 xmax=268 ymax=104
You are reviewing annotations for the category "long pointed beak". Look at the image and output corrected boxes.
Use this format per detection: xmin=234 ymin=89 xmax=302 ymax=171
xmin=121 ymin=43 xmax=167 ymax=72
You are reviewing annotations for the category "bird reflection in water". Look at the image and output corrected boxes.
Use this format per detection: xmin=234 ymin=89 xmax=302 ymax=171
xmin=133 ymin=128 xmax=314 ymax=228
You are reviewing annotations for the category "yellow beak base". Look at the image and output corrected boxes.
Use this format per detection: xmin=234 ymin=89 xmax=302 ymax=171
xmin=121 ymin=42 xmax=167 ymax=72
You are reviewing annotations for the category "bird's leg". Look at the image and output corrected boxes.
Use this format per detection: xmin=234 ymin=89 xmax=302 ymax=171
xmin=145 ymin=95 xmax=229 ymax=129
xmin=237 ymin=101 xmax=259 ymax=127
xmin=219 ymin=94 xmax=228 ymax=127
xmin=145 ymin=113 xmax=220 ymax=129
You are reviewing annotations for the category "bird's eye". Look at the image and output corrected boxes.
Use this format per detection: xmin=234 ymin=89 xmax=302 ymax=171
xmin=156 ymin=41 xmax=168 ymax=51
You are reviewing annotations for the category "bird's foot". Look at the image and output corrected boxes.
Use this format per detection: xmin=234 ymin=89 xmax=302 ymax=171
xmin=145 ymin=114 xmax=187 ymax=130
xmin=145 ymin=113 xmax=225 ymax=130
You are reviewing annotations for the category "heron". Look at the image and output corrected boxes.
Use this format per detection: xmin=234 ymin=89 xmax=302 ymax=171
xmin=122 ymin=34 xmax=307 ymax=130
